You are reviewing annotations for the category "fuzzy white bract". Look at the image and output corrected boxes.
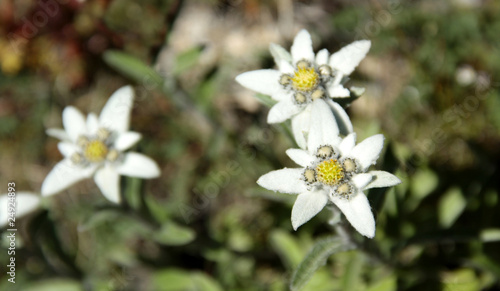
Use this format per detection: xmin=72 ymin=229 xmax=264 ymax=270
xmin=41 ymin=86 xmax=160 ymax=203
xmin=235 ymin=29 xmax=370 ymax=148
xmin=0 ymin=192 xmax=40 ymax=228
xmin=257 ymin=100 xmax=400 ymax=238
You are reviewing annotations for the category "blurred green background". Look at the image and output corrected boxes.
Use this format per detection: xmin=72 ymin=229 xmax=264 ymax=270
xmin=1 ymin=0 xmax=500 ymax=290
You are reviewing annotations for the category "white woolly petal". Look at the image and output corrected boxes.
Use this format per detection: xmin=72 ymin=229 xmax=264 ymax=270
xmin=267 ymin=98 xmax=301 ymax=123
xmin=235 ymin=69 xmax=283 ymax=97
xmin=315 ymin=49 xmax=329 ymax=66
xmin=271 ymin=89 xmax=291 ymax=102
xmin=364 ymin=171 xmax=401 ymax=190
xmin=286 ymin=149 xmax=315 ymax=168
xmin=350 ymin=134 xmax=385 ymax=171
xmin=339 ymin=133 xmax=357 ymax=156
xmin=115 ymin=152 xmax=160 ymax=178
xmin=326 ymin=100 xmax=354 ymax=135
xmin=63 ymin=106 xmax=87 ymax=143
xmin=307 ymin=99 xmax=341 ymax=152
xmin=86 ymin=113 xmax=99 ymax=135
xmin=99 ymin=86 xmax=134 ymax=133
xmin=0 ymin=192 xmax=40 ymax=227
xmin=58 ymin=142 xmax=79 ymax=158
xmin=270 ymin=43 xmax=292 ymax=68
xmin=328 ymin=85 xmax=351 ymax=98
xmin=331 ymin=192 xmax=375 ymax=238
xmin=257 ymin=168 xmax=306 ymax=194
xmin=329 ymin=40 xmax=371 ymax=75
xmin=351 ymin=173 xmax=373 ymax=190
xmin=279 ymin=59 xmax=295 ymax=74
xmin=114 ymin=131 xmax=142 ymax=151
xmin=94 ymin=164 xmax=121 ymax=203
xmin=41 ymin=159 xmax=97 ymax=196
xmin=46 ymin=128 xmax=70 ymax=141
xmin=291 ymin=108 xmax=311 ymax=149
xmin=291 ymin=29 xmax=315 ymax=65
xmin=292 ymin=190 xmax=328 ymax=230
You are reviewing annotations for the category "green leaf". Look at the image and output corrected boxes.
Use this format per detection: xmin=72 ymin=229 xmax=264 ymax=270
xmin=341 ymin=252 xmax=364 ymax=291
xmin=366 ymin=276 xmax=397 ymax=291
xmin=195 ymin=73 xmax=219 ymax=112
xmin=254 ymin=93 xmax=277 ymax=108
xmin=25 ymin=279 xmax=83 ymax=291
xmin=78 ymin=209 xmax=122 ymax=231
xmin=228 ymin=229 xmax=253 ymax=252
xmin=124 ymin=177 xmax=142 ymax=210
xmin=173 ymin=46 xmax=203 ymax=75
xmin=290 ymin=236 xmax=355 ymax=291
xmin=438 ymin=187 xmax=466 ymax=228
xmin=441 ymin=269 xmax=480 ymax=291
xmin=480 ymin=228 xmax=500 ymax=242
xmin=103 ymin=50 xmax=164 ymax=86
xmin=383 ymin=188 xmax=398 ymax=216
xmin=411 ymin=167 xmax=438 ymax=199
xmin=151 ymin=269 xmax=222 ymax=291
xmin=269 ymin=229 xmax=303 ymax=269
xmin=470 ymin=254 xmax=500 ymax=279
xmin=154 ymin=221 xmax=196 ymax=246
xmin=145 ymin=195 xmax=170 ymax=223
xmin=407 ymin=167 xmax=439 ymax=212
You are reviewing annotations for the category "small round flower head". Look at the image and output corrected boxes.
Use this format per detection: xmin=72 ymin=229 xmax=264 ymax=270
xmin=315 ymin=145 xmax=336 ymax=159
xmin=311 ymin=88 xmax=326 ymax=101
xmin=291 ymin=65 xmax=320 ymax=92
xmin=316 ymin=159 xmax=345 ymax=186
xmin=318 ymin=64 xmax=332 ymax=78
xmin=70 ymin=152 xmax=83 ymax=164
xmin=294 ymin=92 xmax=308 ymax=105
xmin=106 ymin=149 xmax=120 ymax=162
xmin=335 ymin=182 xmax=355 ymax=200
xmin=97 ymin=128 xmax=111 ymax=140
xmin=342 ymin=158 xmax=360 ymax=174
xmin=84 ymin=139 xmax=109 ymax=163
xmin=280 ymin=59 xmax=334 ymax=104
xmin=70 ymin=130 xmax=118 ymax=166
xmin=279 ymin=74 xmax=292 ymax=87
xmin=77 ymin=136 xmax=89 ymax=147
xmin=303 ymin=167 xmax=317 ymax=185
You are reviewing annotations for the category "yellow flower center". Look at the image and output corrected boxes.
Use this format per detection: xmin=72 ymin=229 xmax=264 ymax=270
xmin=316 ymin=159 xmax=344 ymax=186
xmin=84 ymin=140 xmax=108 ymax=163
xmin=292 ymin=67 xmax=319 ymax=92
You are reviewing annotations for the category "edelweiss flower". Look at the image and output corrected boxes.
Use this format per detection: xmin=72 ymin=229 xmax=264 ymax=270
xmin=236 ymin=29 xmax=370 ymax=148
xmin=257 ymin=100 xmax=400 ymax=238
xmin=41 ymin=86 xmax=160 ymax=203
xmin=0 ymin=192 xmax=40 ymax=228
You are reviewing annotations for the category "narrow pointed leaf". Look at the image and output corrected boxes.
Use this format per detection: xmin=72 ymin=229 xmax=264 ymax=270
xmin=173 ymin=46 xmax=203 ymax=75
xmin=255 ymin=93 xmax=278 ymax=108
xmin=270 ymin=229 xmax=304 ymax=269
xmin=103 ymin=50 xmax=164 ymax=86
xmin=290 ymin=236 xmax=355 ymax=291
xmin=154 ymin=221 xmax=196 ymax=246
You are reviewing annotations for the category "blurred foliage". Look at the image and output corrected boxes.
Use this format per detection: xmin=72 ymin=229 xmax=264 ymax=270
xmin=1 ymin=0 xmax=500 ymax=290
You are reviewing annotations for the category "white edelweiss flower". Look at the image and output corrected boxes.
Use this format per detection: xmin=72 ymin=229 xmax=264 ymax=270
xmin=256 ymin=100 xmax=400 ymax=238
xmin=41 ymin=86 xmax=161 ymax=204
xmin=235 ymin=29 xmax=371 ymax=148
xmin=0 ymin=192 xmax=40 ymax=228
